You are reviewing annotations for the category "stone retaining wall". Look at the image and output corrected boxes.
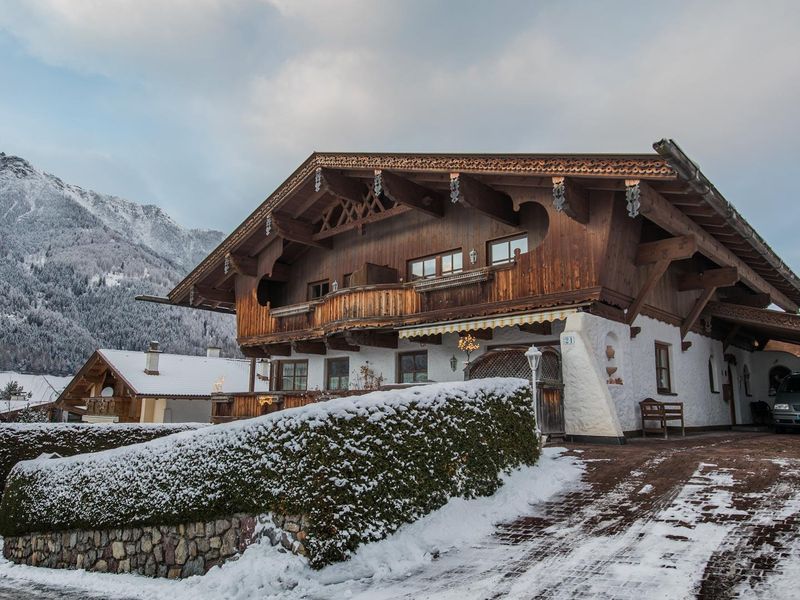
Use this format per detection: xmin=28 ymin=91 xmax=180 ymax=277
xmin=2 ymin=513 xmax=309 ymax=579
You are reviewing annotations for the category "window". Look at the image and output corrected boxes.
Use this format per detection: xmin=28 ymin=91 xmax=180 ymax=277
xmin=654 ymin=342 xmax=672 ymax=394
xmin=440 ymin=250 xmax=463 ymax=276
xmin=408 ymin=249 xmax=463 ymax=281
xmin=276 ymin=360 xmax=308 ymax=391
xmin=326 ymin=357 xmax=349 ymax=390
xmin=307 ymin=280 xmax=330 ymax=300
xmin=398 ymin=351 xmax=428 ymax=383
xmin=743 ymin=365 xmax=752 ymax=397
xmin=342 ymin=273 xmax=352 ymax=288
xmin=708 ymin=357 xmax=718 ymax=393
xmin=488 ymin=234 xmax=528 ymax=266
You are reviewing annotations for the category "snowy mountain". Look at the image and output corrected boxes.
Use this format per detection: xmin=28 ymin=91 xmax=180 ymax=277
xmin=0 ymin=152 xmax=238 ymax=374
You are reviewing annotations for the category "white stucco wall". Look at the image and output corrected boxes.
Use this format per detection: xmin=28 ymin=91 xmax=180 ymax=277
xmin=284 ymin=325 xmax=564 ymax=391
xmin=560 ymin=312 xmax=625 ymax=439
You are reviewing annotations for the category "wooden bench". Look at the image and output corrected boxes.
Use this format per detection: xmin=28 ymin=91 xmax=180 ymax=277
xmin=640 ymin=398 xmax=685 ymax=439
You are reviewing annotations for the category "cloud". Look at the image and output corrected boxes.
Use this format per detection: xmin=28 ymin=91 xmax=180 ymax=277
xmin=0 ymin=0 xmax=799 ymax=266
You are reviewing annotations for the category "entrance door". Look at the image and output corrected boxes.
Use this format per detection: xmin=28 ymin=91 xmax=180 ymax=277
xmin=466 ymin=347 xmax=565 ymax=436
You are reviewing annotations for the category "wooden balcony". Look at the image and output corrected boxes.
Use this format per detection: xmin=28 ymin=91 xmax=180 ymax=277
xmin=84 ymin=396 xmax=141 ymax=423
xmin=237 ymin=251 xmax=603 ymax=345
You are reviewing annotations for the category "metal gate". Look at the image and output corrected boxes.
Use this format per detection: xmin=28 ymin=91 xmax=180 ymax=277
xmin=467 ymin=347 xmax=565 ymax=436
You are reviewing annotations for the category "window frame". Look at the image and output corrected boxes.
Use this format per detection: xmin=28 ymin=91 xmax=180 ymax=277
xmin=307 ymin=279 xmax=330 ymax=301
xmin=397 ymin=350 xmax=428 ymax=383
xmin=708 ymin=356 xmax=719 ymax=393
xmin=408 ymin=249 xmax=463 ymax=281
xmin=654 ymin=342 xmax=672 ymax=394
xmin=325 ymin=357 xmax=350 ymax=391
xmin=487 ymin=233 xmax=529 ymax=266
xmin=274 ymin=359 xmax=309 ymax=391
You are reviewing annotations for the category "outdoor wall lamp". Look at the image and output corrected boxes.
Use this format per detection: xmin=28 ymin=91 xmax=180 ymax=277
xmin=524 ymin=345 xmax=544 ymax=446
xmin=469 ymin=248 xmax=478 ymax=265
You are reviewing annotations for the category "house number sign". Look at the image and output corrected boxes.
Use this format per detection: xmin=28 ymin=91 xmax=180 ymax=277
xmin=562 ymin=334 xmax=576 ymax=346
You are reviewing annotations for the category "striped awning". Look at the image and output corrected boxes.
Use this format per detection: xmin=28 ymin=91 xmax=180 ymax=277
xmin=398 ymin=307 xmax=579 ymax=339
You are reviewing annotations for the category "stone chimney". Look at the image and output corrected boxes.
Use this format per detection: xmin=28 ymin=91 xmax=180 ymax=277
xmin=144 ymin=341 xmax=161 ymax=375
xmin=206 ymin=346 xmax=221 ymax=358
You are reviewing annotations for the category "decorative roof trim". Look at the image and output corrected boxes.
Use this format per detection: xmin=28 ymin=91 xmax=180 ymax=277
xmin=168 ymin=152 xmax=675 ymax=302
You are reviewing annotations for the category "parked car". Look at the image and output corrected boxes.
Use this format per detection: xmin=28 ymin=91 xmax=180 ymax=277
xmin=773 ymin=372 xmax=800 ymax=432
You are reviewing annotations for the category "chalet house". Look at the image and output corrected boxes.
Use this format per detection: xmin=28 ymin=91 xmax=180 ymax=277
xmin=156 ymin=139 xmax=800 ymax=442
xmin=57 ymin=343 xmax=268 ymax=423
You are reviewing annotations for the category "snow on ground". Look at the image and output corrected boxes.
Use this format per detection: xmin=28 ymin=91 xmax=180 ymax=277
xmin=0 ymin=448 xmax=583 ymax=600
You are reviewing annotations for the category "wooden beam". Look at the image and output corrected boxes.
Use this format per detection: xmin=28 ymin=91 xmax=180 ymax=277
xmin=635 ymin=235 xmax=696 ymax=266
xmin=636 ymin=182 xmax=797 ymax=312
xmin=630 ymin=326 xmax=642 ymax=339
xmin=292 ymin=340 xmax=327 ymax=355
xmin=326 ymin=335 xmax=360 ymax=352
xmin=723 ymin=324 xmax=742 ymax=351
xmin=678 ymin=267 xmax=739 ymax=291
xmin=345 ymin=331 xmax=398 ymax=349
xmin=315 ymin=167 xmax=366 ymax=203
xmin=376 ymin=170 xmax=444 ymax=218
xmin=551 ymin=177 xmax=589 ymax=224
xmin=681 ymin=287 xmax=716 ymax=338
xmin=626 ymin=258 xmax=671 ymax=325
xmin=450 ymin=172 xmax=519 ymax=226
xmin=723 ymin=292 xmax=771 ymax=309
xmin=681 ymin=340 xmax=693 ymax=352
xmin=194 ymin=286 xmax=235 ymax=304
xmin=272 ymin=213 xmax=331 ymax=249
xmin=224 ymin=252 xmax=257 ymax=278
xmin=263 ymin=343 xmax=292 ymax=357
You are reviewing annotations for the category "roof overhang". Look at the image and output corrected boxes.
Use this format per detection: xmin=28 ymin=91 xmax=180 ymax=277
xmin=703 ymin=301 xmax=800 ymax=346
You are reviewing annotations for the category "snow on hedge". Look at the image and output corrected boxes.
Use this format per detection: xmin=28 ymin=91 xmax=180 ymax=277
xmin=0 ymin=422 xmax=208 ymax=492
xmin=0 ymin=378 xmax=538 ymax=568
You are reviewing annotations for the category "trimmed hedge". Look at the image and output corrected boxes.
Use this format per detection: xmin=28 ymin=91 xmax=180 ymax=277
xmin=0 ymin=379 xmax=538 ymax=568
xmin=0 ymin=423 xmax=208 ymax=493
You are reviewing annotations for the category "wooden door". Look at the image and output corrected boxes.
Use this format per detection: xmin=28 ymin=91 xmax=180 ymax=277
xmin=467 ymin=347 xmax=565 ymax=436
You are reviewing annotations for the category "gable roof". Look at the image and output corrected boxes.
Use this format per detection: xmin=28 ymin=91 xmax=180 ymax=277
xmin=164 ymin=140 xmax=800 ymax=312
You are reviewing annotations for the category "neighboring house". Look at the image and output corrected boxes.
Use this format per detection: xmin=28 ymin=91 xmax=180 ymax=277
xmin=151 ymin=139 xmax=800 ymax=442
xmin=0 ymin=372 xmax=72 ymax=422
xmin=56 ymin=344 xmax=269 ymax=423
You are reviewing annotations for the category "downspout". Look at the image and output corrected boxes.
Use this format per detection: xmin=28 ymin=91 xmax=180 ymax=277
xmin=653 ymin=139 xmax=800 ymax=305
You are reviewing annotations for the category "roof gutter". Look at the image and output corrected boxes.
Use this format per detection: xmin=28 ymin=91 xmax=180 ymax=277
xmin=653 ymin=138 xmax=800 ymax=300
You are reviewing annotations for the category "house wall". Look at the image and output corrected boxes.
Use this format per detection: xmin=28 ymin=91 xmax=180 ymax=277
xmin=163 ymin=399 xmax=212 ymax=424
xmin=275 ymin=325 xmax=563 ymax=392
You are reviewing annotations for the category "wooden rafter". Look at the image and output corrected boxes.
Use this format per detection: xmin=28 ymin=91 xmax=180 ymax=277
xmin=292 ymin=340 xmax=327 ymax=355
xmin=314 ymin=187 xmax=410 ymax=241
xmin=636 ymin=182 xmax=797 ymax=312
xmin=224 ymin=252 xmax=257 ymax=278
xmin=345 ymin=331 xmax=399 ymax=349
xmin=723 ymin=324 xmax=742 ymax=350
xmin=450 ymin=172 xmax=519 ymax=226
xmin=315 ymin=167 xmax=366 ymax=204
xmin=626 ymin=236 xmax=696 ymax=325
xmin=678 ymin=268 xmax=739 ymax=339
xmin=722 ymin=292 xmax=771 ymax=309
xmin=194 ymin=285 xmax=235 ymax=305
xmin=272 ymin=213 xmax=331 ymax=249
xmin=327 ymin=335 xmax=360 ymax=352
xmin=635 ymin=235 xmax=696 ymax=266
xmin=678 ymin=267 xmax=739 ymax=291
xmin=263 ymin=343 xmax=292 ymax=357
xmin=551 ymin=177 xmax=589 ymax=224
xmin=375 ymin=170 xmax=444 ymax=218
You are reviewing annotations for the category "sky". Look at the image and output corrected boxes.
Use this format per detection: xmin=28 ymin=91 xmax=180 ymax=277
xmin=1 ymin=0 xmax=799 ymax=267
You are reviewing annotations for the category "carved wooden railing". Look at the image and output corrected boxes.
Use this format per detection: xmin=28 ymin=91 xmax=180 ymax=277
xmin=236 ymin=252 xmax=592 ymax=342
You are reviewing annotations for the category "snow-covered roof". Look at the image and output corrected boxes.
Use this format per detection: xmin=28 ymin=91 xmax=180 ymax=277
xmin=0 ymin=372 xmax=72 ymax=414
xmin=97 ymin=349 xmax=269 ymax=397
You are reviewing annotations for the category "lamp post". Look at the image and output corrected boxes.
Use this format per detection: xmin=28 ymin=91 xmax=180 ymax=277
xmin=524 ymin=345 xmax=543 ymax=447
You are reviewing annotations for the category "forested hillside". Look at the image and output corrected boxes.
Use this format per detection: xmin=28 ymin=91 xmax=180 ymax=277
xmin=0 ymin=153 xmax=238 ymax=374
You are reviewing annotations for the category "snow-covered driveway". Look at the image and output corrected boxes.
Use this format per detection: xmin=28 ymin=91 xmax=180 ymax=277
xmin=2 ymin=433 xmax=799 ymax=599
